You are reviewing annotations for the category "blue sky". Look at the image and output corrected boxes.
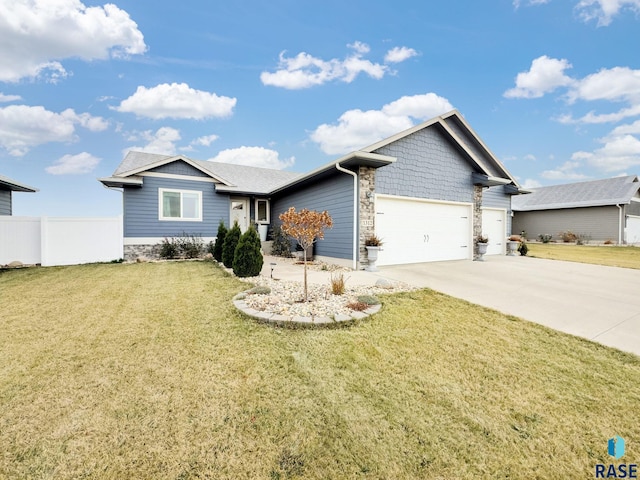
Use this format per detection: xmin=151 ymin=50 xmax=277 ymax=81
xmin=1 ymin=0 xmax=639 ymax=216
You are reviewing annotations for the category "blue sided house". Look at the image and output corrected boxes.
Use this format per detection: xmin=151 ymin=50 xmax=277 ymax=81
xmin=99 ymin=110 xmax=525 ymax=268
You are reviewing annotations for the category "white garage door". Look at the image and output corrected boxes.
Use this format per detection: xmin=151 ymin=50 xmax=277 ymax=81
xmin=626 ymin=215 xmax=640 ymax=244
xmin=481 ymin=208 xmax=506 ymax=255
xmin=375 ymin=195 xmax=472 ymax=266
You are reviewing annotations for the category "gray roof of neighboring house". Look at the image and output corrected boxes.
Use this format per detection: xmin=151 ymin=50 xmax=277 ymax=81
xmin=0 ymin=174 xmax=38 ymax=192
xmin=512 ymin=175 xmax=640 ymax=211
xmin=110 ymin=151 xmax=302 ymax=194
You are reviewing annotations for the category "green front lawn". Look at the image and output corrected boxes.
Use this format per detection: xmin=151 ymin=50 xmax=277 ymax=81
xmin=1 ymin=262 xmax=639 ymax=479
xmin=527 ymin=243 xmax=640 ymax=269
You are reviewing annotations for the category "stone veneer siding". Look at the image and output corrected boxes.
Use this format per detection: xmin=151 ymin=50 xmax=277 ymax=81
xmin=124 ymin=243 xmax=163 ymax=261
xmin=473 ymin=185 xmax=483 ymax=259
xmin=358 ymin=166 xmax=376 ymax=268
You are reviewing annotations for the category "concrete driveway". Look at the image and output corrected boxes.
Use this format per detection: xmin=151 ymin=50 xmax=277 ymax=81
xmin=379 ymin=256 xmax=640 ymax=357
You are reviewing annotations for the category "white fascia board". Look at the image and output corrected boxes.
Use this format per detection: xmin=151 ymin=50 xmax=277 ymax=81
xmin=446 ymin=111 xmax=519 ymax=186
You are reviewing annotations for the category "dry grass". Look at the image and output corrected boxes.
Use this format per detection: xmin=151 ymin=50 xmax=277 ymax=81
xmin=527 ymin=243 xmax=640 ymax=269
xmin=1 ymin=261 xmax=639 ymax=479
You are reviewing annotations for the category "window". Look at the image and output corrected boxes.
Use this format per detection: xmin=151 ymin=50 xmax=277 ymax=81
xmin=255 ymin=199 xmax=270 ymax=224
xmin=159 ymin=188 xmax=202 ymax=221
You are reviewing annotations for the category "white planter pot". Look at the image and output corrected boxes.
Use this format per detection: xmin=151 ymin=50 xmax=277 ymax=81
xmin=366 ymin=246 xmax=380 ymax=272
xmin=258 ymin=224 xmax=268 ymax=242
xmin=476 ymin=242 xmax=488 ymax=261
xmin=506 ymin=240 xmax=519 ymax=256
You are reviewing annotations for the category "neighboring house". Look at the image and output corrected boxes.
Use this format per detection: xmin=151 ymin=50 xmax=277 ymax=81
xmin=100 ymin=110 xmax=524 ymax=267
xmin=0 ymin=175 xmax=38 ymax=215
xmin=512 ymin=175 xmax=640 ymax=244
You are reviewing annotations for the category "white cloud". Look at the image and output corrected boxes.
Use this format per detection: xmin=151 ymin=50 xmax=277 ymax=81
xmin=208 ymin=146 xmax=294 ymax=170
xmin=540 ymin=160 xmax=589 ymax=180
xmin=609 ymin=119 xmax=640 ymax=136
xmin=575 ymin=0 xmax=640 ymax=26
xmin=191 ymin=134 xmax=219 ymax=147
xmin=0 ymin=105 xmax=107 ymax=156
xmin=513 ymin=0 xmax=551 ymax=9
xmin=524 ymin=154 xmax=537 ymax=161
xmin=125 ymin=127 xmax=182 ymax=155
xmin=113 ymin=83 xmax=237 ymax=120
xmin=46 ymin=152 xmax=100 ymax=175
xmin=0 ymin=0 xmax=146 ymax=83
xmin=573 ymin=134 xmax=640 ymax=171
xmin=567 ymin=66 xmax=640 ymax=104
xmin=381 ymin=93 xmax=454 ymax=120
xmin=504 ymin=56 xmax=574 ymax=99
xmin=310 ymin=93 xmax=454 ymax=155
xmin=521 ymin=178 xmax=543 ymax=188
xmin=384 ymin=46 xmax=418 ymax=63
xmin=0 ymin=93 xmax=21 ymax=103
xmin=260 ymin=41 xmax=416 ymax=89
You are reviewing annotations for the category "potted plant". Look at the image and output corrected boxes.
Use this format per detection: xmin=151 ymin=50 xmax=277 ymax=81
xmin=365 ymin=235 xmax=383 ymax=272
xmin=506 ymin=234 xmax=521 ymax=256
xmin=475 ymin=234 xmax=489 ymax=261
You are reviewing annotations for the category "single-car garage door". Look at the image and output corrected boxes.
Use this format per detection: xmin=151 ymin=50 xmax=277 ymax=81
xmin=481 ymin=208 xmax=506 ymax=255
xmin=375 ymin=195 xmax=472 ymax=266
xmin=626 ymin=215 xmax=640 ymax=244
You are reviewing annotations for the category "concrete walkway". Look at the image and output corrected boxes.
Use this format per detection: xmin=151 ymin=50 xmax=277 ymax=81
xmin=262 ymin=255 xmax=640 ymax=356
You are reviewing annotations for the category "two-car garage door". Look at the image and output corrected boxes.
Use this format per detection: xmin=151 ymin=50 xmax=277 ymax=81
xmin=375 ymin=195 xmax=472 ymax=266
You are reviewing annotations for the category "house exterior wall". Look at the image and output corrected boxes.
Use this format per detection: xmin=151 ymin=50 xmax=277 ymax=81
xmin=372 ymin=126 xmax=476 ymax=204
xmin=443 ymin=117 xmax=502 ymax=177
xmin=123 ymin=175 xmax=226 ymax=239
xmin=272 ymin=172 xmax=354 ymax=261
xmin=0 ymin=190 xmax=11 ymax=215
xmin=626 ymin=201 xmax=640 ymax=216
xmin=149 ymin=160 xmax=211 ymax=177
xmin=512 ymin=206 xmax=619 ymax=242
xmin=483 ymin=185 xmax=512 ymax=234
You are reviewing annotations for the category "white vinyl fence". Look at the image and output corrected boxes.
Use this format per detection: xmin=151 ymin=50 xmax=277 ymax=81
xmin=0 ymin=216 xmax=123 ymax=266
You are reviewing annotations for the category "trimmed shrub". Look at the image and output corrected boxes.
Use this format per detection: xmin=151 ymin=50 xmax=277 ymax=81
xmin=222 ymin=221 xmax=241 ymax=268
xmin=213 ymin=221 xmax=227 ymax=262
xmin=248 ymin=286 xmax=271 ymax=295
xmin=357 ymin=295 xmax=380 ymax=305
xmin=177 ymin=233 xmax=203 ymax=258
xmin=233 ymin=226 xmax=264 ymax=277
xmin=159 ymin=237 xmax=179 ymax=259
xmin=271 ymin=224 xmax=293 ymax=257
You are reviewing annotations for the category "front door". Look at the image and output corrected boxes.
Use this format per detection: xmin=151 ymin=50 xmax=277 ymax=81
xmin=230 ymin=197 xmax=249 ymax=232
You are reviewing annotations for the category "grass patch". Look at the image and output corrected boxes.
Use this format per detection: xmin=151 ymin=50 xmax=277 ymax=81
xmin=527 ymin=243 xmax=640 ymax=269
xmin=1 ymin=262 xmax=639 ymax=479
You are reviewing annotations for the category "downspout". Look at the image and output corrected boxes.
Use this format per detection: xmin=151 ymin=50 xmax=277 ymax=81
xmin=617 ymin=204 xmax=623 ymax=244
xmin=335 ymin=162 xmax=358 ymax=270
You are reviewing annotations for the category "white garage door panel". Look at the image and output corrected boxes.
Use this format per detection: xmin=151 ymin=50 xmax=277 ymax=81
xmin=482 ymin=208 xmax=506 ymax=256
xmin=376 ymin=196 xmax=472 ymax=266
xmin=626 ymin=216 xmax=640 ymax=244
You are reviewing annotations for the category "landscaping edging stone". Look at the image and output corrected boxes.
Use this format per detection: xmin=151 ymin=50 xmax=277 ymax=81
xmin=232 ymin=290 xmax=382 ymax=328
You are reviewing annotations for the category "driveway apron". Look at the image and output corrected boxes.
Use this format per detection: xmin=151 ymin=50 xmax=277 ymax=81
xmin=379 ymin=256 xmax=640 ymax=357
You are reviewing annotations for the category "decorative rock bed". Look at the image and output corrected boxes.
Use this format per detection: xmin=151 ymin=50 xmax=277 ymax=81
xmin=231 ymin=273 xmax=415 ymax=328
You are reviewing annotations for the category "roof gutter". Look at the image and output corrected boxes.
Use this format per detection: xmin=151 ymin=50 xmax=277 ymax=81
xmin=335 ymin=162 xmax=358 ymax=270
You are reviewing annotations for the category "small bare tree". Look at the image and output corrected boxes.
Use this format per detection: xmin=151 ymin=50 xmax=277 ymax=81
xmin=279 ymin=207 xmax=333 ymax=302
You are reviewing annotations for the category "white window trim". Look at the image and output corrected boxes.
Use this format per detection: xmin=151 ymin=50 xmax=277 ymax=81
xmin=255 ymin=198 xmax=270 ymax=224
xmin=158 ymin=188 xmax=203 ymax=222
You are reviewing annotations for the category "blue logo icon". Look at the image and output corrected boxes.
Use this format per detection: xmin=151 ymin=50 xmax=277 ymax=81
xmin=608 ymin=436 xmax=626 ymax=460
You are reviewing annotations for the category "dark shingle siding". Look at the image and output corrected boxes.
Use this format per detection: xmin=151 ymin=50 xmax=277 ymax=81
xmin=373 ymin=127 xmax=475 ymax=203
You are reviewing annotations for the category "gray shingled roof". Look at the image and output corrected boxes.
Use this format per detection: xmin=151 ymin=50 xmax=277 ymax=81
xmin=512 ymin=175 xmax=640 ymax=211
xmin=112 ymin=151 xmax=302 ymax=195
